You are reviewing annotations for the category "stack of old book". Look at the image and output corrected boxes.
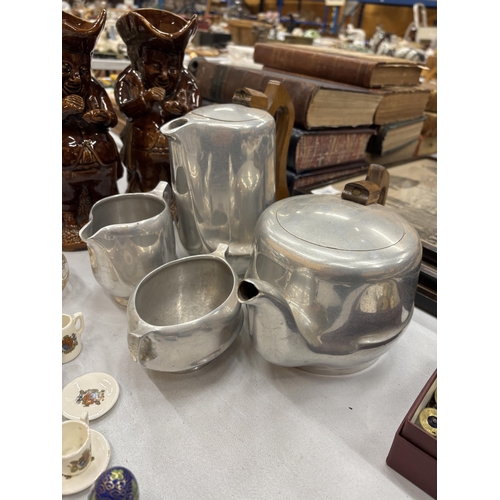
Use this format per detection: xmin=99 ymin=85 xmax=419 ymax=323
xmin=366 ymin=82 xmax=437 ymax=166
xmin=416 ymin=82 xmax=437 ymax=156
xmin=192 ymin=43 xmax=431 ymax=193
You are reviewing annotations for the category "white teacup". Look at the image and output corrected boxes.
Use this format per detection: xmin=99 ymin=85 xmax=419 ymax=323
xmin=62 ymin=412 xmax=92 ymax=477
xmin=62 ymin=312 xmax=85 ymax=364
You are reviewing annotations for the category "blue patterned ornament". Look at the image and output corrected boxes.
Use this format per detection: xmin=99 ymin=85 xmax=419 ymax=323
xmin=88 ymin=466 xmax=139 ymax=500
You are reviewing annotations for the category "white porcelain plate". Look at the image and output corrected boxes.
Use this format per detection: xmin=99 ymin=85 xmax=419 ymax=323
xmin=62 ymin=372 xmax=120 ymax=421
xmin=62 ymin=429 xmax=111 ymax=495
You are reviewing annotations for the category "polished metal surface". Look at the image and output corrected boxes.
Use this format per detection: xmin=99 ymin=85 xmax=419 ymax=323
xmin=127 ymin=243 xmax=244 ymax=372
xmin=160 ymin=103 xmax=276 ymax=276
xmin=239 ymin=194 xmax=422 ymax=375
xmin=276 ymin=196 xmax=405 ymax=250
xmin=79 ymin=181 xmax=177 ymax=306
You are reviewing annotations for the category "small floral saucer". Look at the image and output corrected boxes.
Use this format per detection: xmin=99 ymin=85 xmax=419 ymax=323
xmin=62 ymin=372 xmax=120 ymax=421
xmin=62 ymin=429 xmax=111 ymax=495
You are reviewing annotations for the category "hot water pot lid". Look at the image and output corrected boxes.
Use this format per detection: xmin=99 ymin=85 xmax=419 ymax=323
xmin=276 ymin=195 xmax=405 ymax=252
xmin=191 ymin=103 xmax=270 ymax=122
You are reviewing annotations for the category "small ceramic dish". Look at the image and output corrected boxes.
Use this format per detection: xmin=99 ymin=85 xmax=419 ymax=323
xmin=62 ymin=372 xmax=119 ymax=421
xmin=62 ymin=429 xmax=111 ymax=495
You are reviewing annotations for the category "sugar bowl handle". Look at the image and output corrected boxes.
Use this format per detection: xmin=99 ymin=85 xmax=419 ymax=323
xmin=341 ymin=164 xmax=390 ymax=206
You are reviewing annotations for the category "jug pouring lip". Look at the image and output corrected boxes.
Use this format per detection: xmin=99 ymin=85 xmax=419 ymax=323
xmin=78 ymin=184 xmax=172 ymax=242
xmin=160 ymin=117 xmax=191 ymax=140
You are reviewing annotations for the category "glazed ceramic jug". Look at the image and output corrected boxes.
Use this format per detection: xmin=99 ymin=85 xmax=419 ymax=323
xmin=79 ymin=181 xmax=176 ymax=306
xmin=62 ymin=9 xmax=122 ymax=251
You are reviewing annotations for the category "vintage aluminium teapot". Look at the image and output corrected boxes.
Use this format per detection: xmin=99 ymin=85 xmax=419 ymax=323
xmin=238 ymin=165 xmax=422 ymax=375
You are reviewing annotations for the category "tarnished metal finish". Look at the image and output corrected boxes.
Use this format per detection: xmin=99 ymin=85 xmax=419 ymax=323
xmin=161 ymin=104 xmax=276 ymax=276
xmin=79 ymin=181 xmax=177 ymax=306
xmin=239 ymin=194 xmax=422 ymax=375
xmin=127 ymin=244 xmax=244 ymax=373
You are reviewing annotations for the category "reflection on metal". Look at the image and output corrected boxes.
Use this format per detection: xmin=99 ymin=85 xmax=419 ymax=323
xmin=239 ymin=193 xmax=421 ymax=375
xmin=127 ymin=244 xmax=244 ymax=373
xmin=161 ymin=104 xmax=276 ymax=276
xmin=79 ymin=181 xmax=177 ymax=305
xmin=358 ymin=281 xmax=400 ymax=313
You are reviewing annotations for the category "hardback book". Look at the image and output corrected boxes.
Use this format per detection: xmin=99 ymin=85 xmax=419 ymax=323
xmin=190 ymin=58 xmax=384 ymax=129
xmin=287 ymin=127 xmax=375 ymax=173
xmin=253 ymin=42 xmax=424 ymax=88
xmin=367 ymin=116 xmax=426 ymax=156
xmin=372 ymin=86 xmax=431 ymax=125
xmin=287 ymin=160 xmax=369 ymax=194
xmin=191 ymin=59 xmax=430 ymax=130
xmin=366 ymin=140 xmax=418 ymax=166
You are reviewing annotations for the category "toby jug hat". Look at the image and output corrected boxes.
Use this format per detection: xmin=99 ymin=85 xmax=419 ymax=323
xmin=62 ymin=9 xmax=106 ymax=54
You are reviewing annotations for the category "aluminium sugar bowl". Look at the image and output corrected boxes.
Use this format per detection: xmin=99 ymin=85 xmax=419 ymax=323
xmin=238 ymin=165 xmax=422 ymax=375
xmin=127 ymin=244 xmax=244 ymax=373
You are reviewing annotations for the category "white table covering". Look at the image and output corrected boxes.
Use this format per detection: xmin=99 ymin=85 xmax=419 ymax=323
xmin=62 ymin=244 xmax=437 ymax=499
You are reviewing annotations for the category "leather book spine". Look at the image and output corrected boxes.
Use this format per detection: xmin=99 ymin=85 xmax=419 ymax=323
xmin=193 ymin=60 xmax=316 ymax=129
xmin=368 ymin=115 xmax=426 ymax=155
xmin=286 ymin=128 xmax=301 ymax=171
xmin=254 ymin=43 xmax=378 ymax=88
xmin=373 ymin=88 xmax=430 ymax=125
xmin=287 ymin=161 xmax=369 ymax=192
xmin=288 ymin=128 xmax=374 ymax=173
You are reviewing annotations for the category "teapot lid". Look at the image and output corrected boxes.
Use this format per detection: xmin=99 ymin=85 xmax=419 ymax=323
xmin=191 ymin=103 xmax=271 ymax=122
xmin=276 ymin=195 xmax=405 ymax=251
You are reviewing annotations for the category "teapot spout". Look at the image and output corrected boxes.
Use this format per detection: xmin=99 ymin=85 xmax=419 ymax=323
xmin=237 ymin=278 xmax=310 ymax=367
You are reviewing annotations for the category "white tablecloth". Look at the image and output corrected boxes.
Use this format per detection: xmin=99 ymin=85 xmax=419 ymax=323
xmin=62 ymin=245 xmax=437 ymax=499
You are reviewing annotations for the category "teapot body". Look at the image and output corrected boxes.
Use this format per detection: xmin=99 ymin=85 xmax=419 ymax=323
xmin=162 ymin=104 xmax=276 ymax=275
xmin=244 ymin=194 xmax=422 ymax=374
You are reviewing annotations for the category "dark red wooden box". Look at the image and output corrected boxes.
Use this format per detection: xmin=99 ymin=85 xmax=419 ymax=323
xmin=386 ymin=369 xmax=437 ymax=498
